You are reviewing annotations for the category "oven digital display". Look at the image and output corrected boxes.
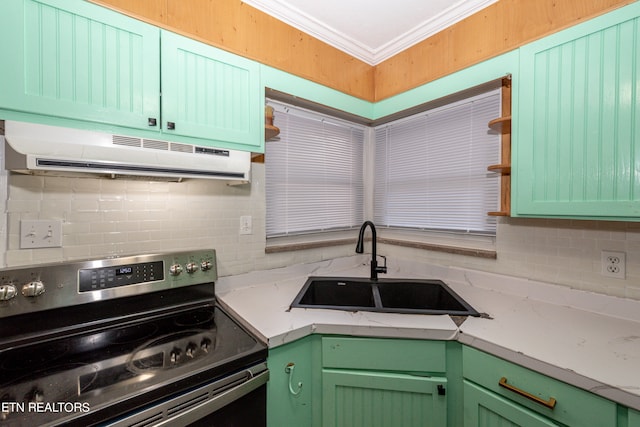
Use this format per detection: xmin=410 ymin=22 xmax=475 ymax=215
xmin=78 ymin=261 xmax=164 ymax=292
xmin=116 ymin=267 xmax=133 ymax=276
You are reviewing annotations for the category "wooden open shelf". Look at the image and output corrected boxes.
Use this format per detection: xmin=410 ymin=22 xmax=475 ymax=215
xmin=488 ymin=116 xmax=512 ymax=134
xmin=487 ymin=77 xmax=512 ymax=217
xmin=265 ymin=124 xmax=280 ymax=140
xmin=487 ymin=164 xmax=511 ymax=174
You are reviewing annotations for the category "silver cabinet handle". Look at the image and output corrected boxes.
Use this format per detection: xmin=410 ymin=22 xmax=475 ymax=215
xmin=285 ymin=362 xmax=303 ymax=396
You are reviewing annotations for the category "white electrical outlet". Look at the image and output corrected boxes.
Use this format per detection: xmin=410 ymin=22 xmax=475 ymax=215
xmin=239 ymin=215 xmax=252 ymax=235
xmin=601 ymin=250 xmax=626 ymax=279
xmin=20 ymin=219 xmax=63 ymax=249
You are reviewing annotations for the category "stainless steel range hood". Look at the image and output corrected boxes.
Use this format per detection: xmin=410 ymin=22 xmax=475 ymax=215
xmin=3 ymin=121 xmax=251 ymax=182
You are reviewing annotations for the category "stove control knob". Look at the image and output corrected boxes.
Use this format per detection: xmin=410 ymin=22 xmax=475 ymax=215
xmin=201 ymin=338 xmax=212 ymax=353
xmin=0 ymin=284 xmax=17 ymax=301
xmin=169 ymin=348 xmax=182 ymax=364
xmin=169 ymin=264 xmax=183 ymax=276
xmin=22 ymin=281 xmax=45 ymax=297
xmin=185 ymin=262 xmax=198 ymax=274
xmin=25 ymin=387 xmax=44 ymax=403
xmin=200 ymin=260 xmax=213 ymax=271
xmin=0 ymin=397 xmax=16 ymax=420
xmin=185 ymin=342 xmax=198 ymax=358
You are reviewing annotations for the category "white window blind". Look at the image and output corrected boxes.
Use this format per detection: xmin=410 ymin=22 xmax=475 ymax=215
xmin=374 ymin=90 xmax=501 ymax=234
xmin=266 ymin=100 xmax=365 ymax=237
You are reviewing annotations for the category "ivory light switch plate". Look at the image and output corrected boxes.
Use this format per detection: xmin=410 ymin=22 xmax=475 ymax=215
xmin=239 ymin=215 xmax=252 ymax=235
xmin=20 ymin=219 xmax=63 ymax=249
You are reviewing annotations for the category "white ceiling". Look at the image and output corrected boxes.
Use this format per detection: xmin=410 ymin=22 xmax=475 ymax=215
xmin=243 ymin=0 xmax=498 ymax=65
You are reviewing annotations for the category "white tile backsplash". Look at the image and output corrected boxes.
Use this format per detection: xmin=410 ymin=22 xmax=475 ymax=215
xmin=2 ymin=161 xmax=638 ymax=301
xmin=3 ymin=166 xmax=264 ymax=274
xmin=2 ymin=163 xmax=357 ymax=276
xmin=380 ymin=216 xmax=640 ymax=300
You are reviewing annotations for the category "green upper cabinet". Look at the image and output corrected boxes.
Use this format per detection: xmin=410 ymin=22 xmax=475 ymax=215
xmin=0 ymin=0 xmax=160 ymax=130
xmin=161 ymin=31 xmax=262 ymax=150
xmin=514 ymin=2 xmax=640 ymax=220
xmin=0 ymin=0 xmax=263 ymax=152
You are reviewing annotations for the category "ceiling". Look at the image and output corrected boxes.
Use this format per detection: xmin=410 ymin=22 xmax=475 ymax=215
xmin=243 ymin=0 xmax=498 ymax=65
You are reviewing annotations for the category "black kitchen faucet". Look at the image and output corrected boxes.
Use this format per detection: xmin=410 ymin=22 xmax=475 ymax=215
xmin=355 ymin=221 xmax=387 ymax=280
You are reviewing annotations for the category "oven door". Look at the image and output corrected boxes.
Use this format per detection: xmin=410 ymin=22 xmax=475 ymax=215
xmin=105 ymin=363 xmax=268 ymax=427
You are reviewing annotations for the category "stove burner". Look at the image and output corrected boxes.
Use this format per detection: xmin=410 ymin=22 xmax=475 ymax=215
xmin=0 ymin=341 xmax=70 ymax=372
xmin=174 ymin=309 xmax=215 ymax=327
xmin=0 ymin=251 xmax=267 ymax=426
xmin=108 ymin=322 xmax=159 ymax=345
xmin=0 ymin=362 xmax=97 ymax=398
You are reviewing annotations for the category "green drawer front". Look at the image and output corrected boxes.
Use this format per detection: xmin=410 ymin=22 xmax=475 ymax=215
xmin=464 ymin=380 xmax=559 ymax=427
xmin=322 ymin=337 xmax=446 ymax=372
xmin=462 ymin=346 xmax=616 ymax=427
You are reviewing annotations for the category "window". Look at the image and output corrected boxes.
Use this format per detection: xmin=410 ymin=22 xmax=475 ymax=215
xmin=373 ymin=90 xmax=501 ymax=234
xmin=265 ymin=100 xmax=365 ymax=238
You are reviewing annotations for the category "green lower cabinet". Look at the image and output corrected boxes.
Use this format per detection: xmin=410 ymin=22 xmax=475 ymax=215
xmin=463 ymin=346 xmax=617 ymax=427
xmin=321 ymin=336 xmax=448 ymax=427
xmin=267 ymin=338 xmax=631 ymax=427
xmin=267 ymin=335 xmax=322 ymax=427
xmin=323 ymin=369 xmax=447 ymax=427
xmin=464 ymin=381 xmax=559 ymax=427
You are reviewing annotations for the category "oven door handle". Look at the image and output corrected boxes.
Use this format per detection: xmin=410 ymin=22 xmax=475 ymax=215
xmin=106 ymin=365 xmax=269 ymax=427
xmin=156 ymin=368 xmax=270 ymax=427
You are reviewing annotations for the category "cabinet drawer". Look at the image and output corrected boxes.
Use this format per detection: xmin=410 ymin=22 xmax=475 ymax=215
xmin=322 ymin=336 xmax=445 ymax=372
xmin=463 ymin=346 xmax=616 ymax=427
xmin=464 ymin=380 xmax=559 ymax=427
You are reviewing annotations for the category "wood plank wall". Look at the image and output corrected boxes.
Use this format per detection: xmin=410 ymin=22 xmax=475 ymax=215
xmin=90 ymin=0 xmax=633 ymax=103
xmin=374 ymin=0 xmax=635 ymax=100
xmin=89 ymin=0 xmax=375 ymax=101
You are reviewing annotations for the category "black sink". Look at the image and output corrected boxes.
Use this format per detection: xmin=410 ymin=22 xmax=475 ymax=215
xmin=296 ymin=278 xmax=376 ymax=308
xmin=290 ymin=276 xmax=479 ymax=316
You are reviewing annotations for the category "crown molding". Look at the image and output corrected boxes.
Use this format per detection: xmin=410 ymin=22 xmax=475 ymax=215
xmin=243 ymin=0 xmax=498 ymax=65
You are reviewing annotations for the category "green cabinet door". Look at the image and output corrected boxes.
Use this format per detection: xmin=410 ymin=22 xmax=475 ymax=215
xmin=0 ymin=0 xmax=160 ymax=130
xmin=321 ymin=337 xmax=447 ymax=427
xmin=629 ymin=408 xmax=640 ymax=427
xmin=514 ymin=2 xmax=640 ymax=220
xmin=323 ymin=369 xmax=447 ymax=427
xmin=267 ymin=336 xmax=321 ymax=427
xmin=464 ymin=381 xmax=559 ymax=427
xmin=161 ymin=30 xmax=263 ymax=151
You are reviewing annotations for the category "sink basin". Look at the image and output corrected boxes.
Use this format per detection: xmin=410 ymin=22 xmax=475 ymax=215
xmin=295 ymin=278 xmax=376 ymax=308
xmin=291 ymin=277 xmax=479 ymax=316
